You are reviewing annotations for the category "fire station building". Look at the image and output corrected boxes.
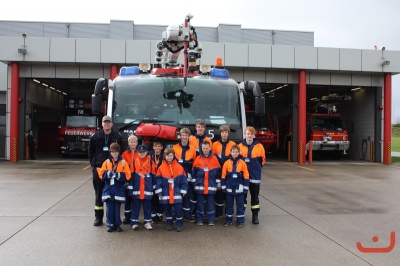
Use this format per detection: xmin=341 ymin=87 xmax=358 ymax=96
xmin=0 ymin=19 xmax=399 ymax=163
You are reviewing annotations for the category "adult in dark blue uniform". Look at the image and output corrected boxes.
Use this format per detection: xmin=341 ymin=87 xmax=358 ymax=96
xmin=89 ymin=115 xmax=124 ymax=226
xmin=27 ymin=129 xmax=36 ymax=160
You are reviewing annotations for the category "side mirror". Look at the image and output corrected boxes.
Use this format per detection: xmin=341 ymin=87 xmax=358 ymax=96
xmin=92 ymin=78 xmax=109 ymax=114
xmin=92 ymin=94 xmax=102 ymax=114
xmin=254 ymin=97 xmax=265 ymax=116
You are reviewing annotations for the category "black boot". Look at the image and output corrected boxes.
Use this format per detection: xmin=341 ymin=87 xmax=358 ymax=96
xmin=94 ymin=218 xmax=103 ymax=226
xmin=252 ymin=214 xmax=259 ymax=224
xmin=94 ymin=209 xmax=104 ymax=226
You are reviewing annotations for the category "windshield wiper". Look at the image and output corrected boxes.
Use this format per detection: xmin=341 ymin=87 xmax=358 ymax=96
xmin=118 ymin=119 xmax=139 ymax=131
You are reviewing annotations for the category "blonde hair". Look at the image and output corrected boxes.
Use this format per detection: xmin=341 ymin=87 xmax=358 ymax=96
xmin=128 ymin=134 xmax=138 ymax=142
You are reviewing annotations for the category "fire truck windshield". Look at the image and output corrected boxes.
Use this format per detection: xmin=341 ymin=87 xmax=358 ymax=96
xmin=310 ymin=116 xmax=346 ymax=131
xmin=66 ymin=116 xmax=98 ymax=128
xmin=112 ymin=77 xmax=241 ymax=127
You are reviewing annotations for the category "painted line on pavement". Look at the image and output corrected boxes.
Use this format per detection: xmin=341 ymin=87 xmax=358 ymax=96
xmin=83 ymin=165 xmax=91 ymax=171
xmin=284 ymin=162 xmax=315 ymax=171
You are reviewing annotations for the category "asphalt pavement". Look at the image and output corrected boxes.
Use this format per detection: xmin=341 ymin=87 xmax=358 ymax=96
xmin=0 ymin=158 xmax=400 ymax=266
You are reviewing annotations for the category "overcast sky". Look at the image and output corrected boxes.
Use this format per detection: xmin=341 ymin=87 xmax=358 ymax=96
xmin=1 ymin=0 xmax=399 ymax=122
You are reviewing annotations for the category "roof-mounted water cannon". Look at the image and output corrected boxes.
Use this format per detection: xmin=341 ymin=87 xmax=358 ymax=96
xmin=154 ymin=14 xmax=201 ymax=71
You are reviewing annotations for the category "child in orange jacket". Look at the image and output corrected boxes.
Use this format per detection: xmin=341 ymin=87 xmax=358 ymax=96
xmin=97 ymin=143 xmax=131 ymax=232
xmin=192 ymin=140 xmax=221 ymax=226
xmin=129 ymin=144 xmax=157 ymax=231
xmin=155 ymin=148 xmax=188 ymax=232
xmin=121 ymin=134 xmax=139 ymax=224
xmin=221 ymin=145 xmax=249 ymax=228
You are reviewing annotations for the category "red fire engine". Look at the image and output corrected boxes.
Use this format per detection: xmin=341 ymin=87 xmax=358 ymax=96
xmin=58 ymin=107 xmax=100 ymax=157
xmin=91 ymin=14 xmax=265 ymax=146
xmin=305 ymin=104 xmax=350 ymax=159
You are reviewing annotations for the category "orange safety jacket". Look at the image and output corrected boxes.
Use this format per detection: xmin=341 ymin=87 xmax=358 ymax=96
xmin=221 ymin=156 xmax=250 ymax=195
xmin=129 ymin=155 xmax=156 ymax=200
xmin=97 ymin=155 xmax=131 ymax=202
xmin=189 ymin=134 xmax=213 ymax=154
xmin=238 ymin=139 xmax=266 ymax=185
xmin=192 ymin=153 xmax=221 ymax=195
xmin=122 ymin=148 xmax=139 ymax=173
xmin=172 ymin=142 xmax=197 ymax=180
xmin=155 ymin=159 xmax=188 ymax=205
xmin=212 ymin=139 xmax=236 ymax=165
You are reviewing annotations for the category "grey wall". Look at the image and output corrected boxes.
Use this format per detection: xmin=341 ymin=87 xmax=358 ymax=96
xmin=0 ymin=20 xmax=314 ymax=46
xmin=339 ymin=88 xmax=377 ymax=160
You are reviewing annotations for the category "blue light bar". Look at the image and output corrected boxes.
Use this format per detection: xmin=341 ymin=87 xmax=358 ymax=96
xmin=120 ymin=66 xmax=140 ymax=76
xmin=209 ymin=68 xmax=230 ymax=78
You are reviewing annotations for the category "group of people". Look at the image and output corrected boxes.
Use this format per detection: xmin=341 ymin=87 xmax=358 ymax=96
xmin=89 ymin=116 xmax=266 ymax=233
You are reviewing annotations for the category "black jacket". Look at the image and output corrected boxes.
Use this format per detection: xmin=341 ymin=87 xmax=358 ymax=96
xmin=27 ymin=133 xmax=35 ymax=149
xmin=89 ymin=129 xmax=124 ymax=167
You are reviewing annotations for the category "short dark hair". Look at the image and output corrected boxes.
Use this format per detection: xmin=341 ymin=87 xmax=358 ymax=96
xmin=153 ymin=141 xmax=163 ymax=146
xmin=230 ymin=145 xmax=240 ymax=152
xmin=110 ymin=143 xmax=121 ymax=153
xmin=202 ymin=140 xmax=211 ymax=147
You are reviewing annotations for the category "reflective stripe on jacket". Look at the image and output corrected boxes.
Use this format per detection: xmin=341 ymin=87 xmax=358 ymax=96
xmin=238 ymin=139 xmax=266 ymax=185
xmin=97 ymin=155 xmax=131 ymax=202
xmin=155 ymin=159 xmax=188 ymax=205
xmin=129 ymin=155 xmax=156 ymax=200
xmin=192 ymin=153 xmax=221 ymax=195
xmin=221 ymin=157 xmax=250 ymax=195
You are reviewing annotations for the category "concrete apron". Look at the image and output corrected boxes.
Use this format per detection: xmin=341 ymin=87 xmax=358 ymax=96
xmin=0 ymin=160 xmax=400 ymax=265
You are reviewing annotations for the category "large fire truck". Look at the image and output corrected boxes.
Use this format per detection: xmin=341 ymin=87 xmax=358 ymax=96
xmin=305 ymin=104 xmax=350 ymax=159
xmin=91 ymin=14 xmax=264 ymax=145
xmin=58 ymin=107 xmax=100 ymax=157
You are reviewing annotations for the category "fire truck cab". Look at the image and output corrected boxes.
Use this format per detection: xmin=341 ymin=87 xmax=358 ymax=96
xmin=305 ymin=104 xmax=350 ymax=159
xmin=58 ymin=108 xmax=100 ymax=157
